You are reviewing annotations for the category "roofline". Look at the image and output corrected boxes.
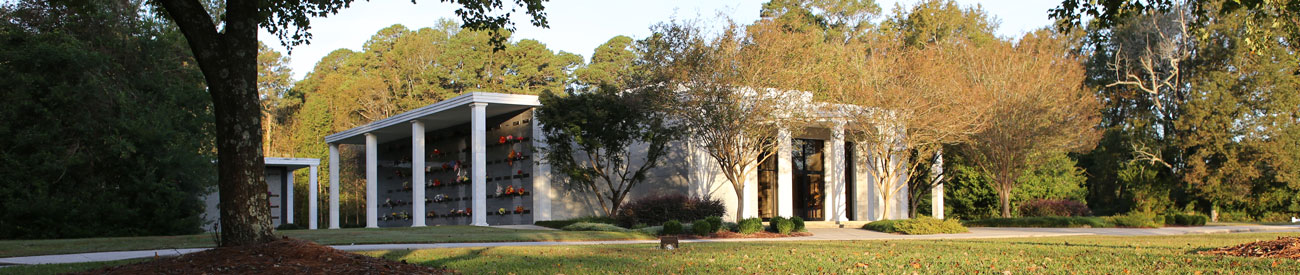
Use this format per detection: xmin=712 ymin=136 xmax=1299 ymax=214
xmin=265 ymin=157 xmax=320 ymax=167
xmin=324 ymin=92 xmax=541 ymax=144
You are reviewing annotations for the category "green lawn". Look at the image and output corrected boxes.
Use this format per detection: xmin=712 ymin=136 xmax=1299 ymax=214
xmin=0 ymin=259 xmax=143 ymax=275
xmin=355 ymin=232 xmax=1300 ymax=274
xmin=0 ymin=226 xmax=651 ymax=258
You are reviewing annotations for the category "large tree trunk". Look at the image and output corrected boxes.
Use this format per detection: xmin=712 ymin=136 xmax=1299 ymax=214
xmin=998 ymin=186 xmax=1012 ymax=218
xmin=158 ymin=0 xmax=275 ymax=246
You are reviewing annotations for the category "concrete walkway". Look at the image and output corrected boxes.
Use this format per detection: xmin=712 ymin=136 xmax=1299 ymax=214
xmin=2 ymin=224 xmax=1297 ymax=266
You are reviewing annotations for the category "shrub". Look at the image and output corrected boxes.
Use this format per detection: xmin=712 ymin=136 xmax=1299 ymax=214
xmin=615 ymin=194 xmax=725 ymax=227
xmin=771 ymin=217 xmax=794 ymax=235
xmin=1164 ymin=213 xmax=1208 ymax=226
xmin=705 ymin=216 xmax=723 ymax=232
xmin=535 ymin=216 xmax=617 ymax=229
xmin=790 ymin=216 xmax=806 ymax=232
xmin=862 ymin=219 xmax=905 ymax=233
xmin=894 ymin=217 xmax=969 ymax=234
xmin=661 ymin=220 xmax=683 ymax=236
xmin=964 ymin=216 xmax=1112 ymax=228
xmin=720 ymin=222 xmax=739 ymax=232
xmin=1018 ymin=199 xmax=1092 ymax=217
xmin=692 ymin=219 xmax=713 ymax=236
xmin=767 ymin=217 xmax=785 ymax=233
xmin=1108 ymin=212 xmax=1163 ymax=228
xmin=865 ymin=217 xmax=968 ymax=235
xmin=275 ymin=223 xmax=305 ymax=231
xmin=738 ymin=218 xmax=764 ymax=234
xmin=561 ymin=222 xmax=630 ymax=232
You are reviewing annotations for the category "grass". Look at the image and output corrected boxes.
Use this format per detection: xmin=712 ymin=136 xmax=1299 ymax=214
xmin=0 ymin=226 xmax=652 ymax=258
xmin=0 ymin=259 xmax=143 ymax=275
xmin=354 ymin=232 xmax=1300 ymax=273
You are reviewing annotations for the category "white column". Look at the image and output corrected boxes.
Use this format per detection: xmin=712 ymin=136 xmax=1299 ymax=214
xmin=285 ymin=170 xmax=295 ymax=224
xmin=328 ymin=143 xmax=340 ymax=229
xmin=777 ymin=128 xmax=794 ymax=218
xmin=470 ymin=103 xmax=489 ymax=226
xmin=853 ymin=145 xmax=872 ymax=221
xmin=743 ymin=165 xmax=758 ymax=219
xmin=530 ymin=110 xmax=553 ymax=221
xmin=365 ymin=133 xmax=378 ymax=228
xmin=930 ymin=149 xmax=945 ymax=220
xmin=411 ymin=120 xmax=427 ymax=227
xmin=309 ymin=164 xmax=318 ymax=229
xmin=826 ymin=121 xmax=847 ymax=222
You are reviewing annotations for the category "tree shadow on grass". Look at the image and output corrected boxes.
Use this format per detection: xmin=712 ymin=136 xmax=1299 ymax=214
xmin=400 ymin=246 xmax=648 ymax=273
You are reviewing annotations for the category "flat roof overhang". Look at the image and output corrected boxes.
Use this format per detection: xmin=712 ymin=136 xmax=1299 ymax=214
xmin=265 ymin=157 xmax=320 ymax=170
xmin=324 ymin=92 xmax=541 ymax=145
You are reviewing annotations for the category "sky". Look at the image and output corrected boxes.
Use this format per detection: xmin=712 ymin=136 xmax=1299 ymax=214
xmin=258 ymin=0 xmax=1065 ymax=80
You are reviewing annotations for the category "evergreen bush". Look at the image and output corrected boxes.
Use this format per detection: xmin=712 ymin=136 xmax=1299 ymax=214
xmin=705 ymin=216 xmax=723 ymax=232
xmin=738 ymin=218 xmax=763 ymax=234
xmin=692 ymin=219 xmax=713 ymax=236
xmin=791 ymin=216 xmax=806 ymax=232
xmin=615 ymin=194 xmax=725 ymax=227
xmin=661 ymin=220 xmax=683 ymax=236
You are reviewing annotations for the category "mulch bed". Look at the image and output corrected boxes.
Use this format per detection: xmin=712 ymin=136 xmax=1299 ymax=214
xmin=1199 ymin=236 xmax=1300 ymax=259
xmin=72 ymin=237 xmax=453 ymax=274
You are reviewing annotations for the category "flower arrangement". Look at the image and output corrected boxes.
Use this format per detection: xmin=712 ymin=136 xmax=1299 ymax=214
xmin=495 ymin=184 xmax=503 ymax=196
xmin=516 ymin=136 xmax=526 ymax=142
xmin=458 ymin=175 xmax=469 ymax=183
xmin=499 ymin=136 xmax=508 ymax=144
xmin=504 ymin=185 xmax=515 ymax=195
xmin=402 ymin=181 xmax=412 ymax=191
xmin=515 ymin=206 xmax=525 ymax=214
xmin=441 ymin=162 xmax=452 ymax=171
xmin=516 ymin=187 xmax=526 ymax=195
xmin=498 ymin=208 xmax=507 ymax=215
xmin=433 ymin=194 xmax=446 ymax=202
xmin=427 ymin=210 xmax=436 ymax=218
xmin=466 ymin=208 xmax=472 ymax=216
xmin=433 ymin=179 xmax=442 ymax=187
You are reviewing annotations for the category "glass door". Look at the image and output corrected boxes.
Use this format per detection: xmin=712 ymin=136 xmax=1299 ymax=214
xmin=792 ymin=139 xmax=825 ymax=221
xmin=757 ymin=151 xmax=777 ymax=219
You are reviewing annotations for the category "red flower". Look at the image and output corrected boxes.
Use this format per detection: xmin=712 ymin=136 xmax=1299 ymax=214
xmin=499 ymin=136 xmax=507 ymax=144
xmin=516 ymin=136 xmax=526 ymax=142
xmin=515 ymin=206 xmax=524 ymax=213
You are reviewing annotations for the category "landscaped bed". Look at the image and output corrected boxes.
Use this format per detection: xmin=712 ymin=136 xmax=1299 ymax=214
xmin=964 ymin=213 xmax=1210 ymax=228
xmin=0 ymin=226 xmax=652 ymax=258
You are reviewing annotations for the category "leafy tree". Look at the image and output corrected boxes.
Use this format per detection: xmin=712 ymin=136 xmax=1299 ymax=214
xmin=0 ymin=1 xmax=214 ymax=238
xmin=1011 ymin=152 xmax=1089 ymax=204
xmin=649 ymin=21 xmax=804 ymax=220
xmin=258 ymin=41 xmax=295 ymax=157
xmin=878 ymin=0 xmax=999 ymax=218
xmin=536 ymin=87 xmax=681 ymax=217
xmin=152 ymin=0 xmax=547 ymax=246
xmin=961 ymin=30 xmax=1102 ymax=218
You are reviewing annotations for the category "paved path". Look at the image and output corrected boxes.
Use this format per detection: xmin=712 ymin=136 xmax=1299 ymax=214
xmin=2 ymin=224 xmax=1297 ymax=266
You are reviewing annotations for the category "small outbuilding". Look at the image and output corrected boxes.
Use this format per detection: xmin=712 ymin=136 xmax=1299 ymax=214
xmin=201 ymin=157 xmax=320 ymax=230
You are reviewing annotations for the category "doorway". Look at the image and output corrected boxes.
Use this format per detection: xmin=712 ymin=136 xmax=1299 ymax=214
xmin=757 ymin=151 xmax=777 ymax=219
xmin=792 ymin=139 xmax=825 ymax=221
